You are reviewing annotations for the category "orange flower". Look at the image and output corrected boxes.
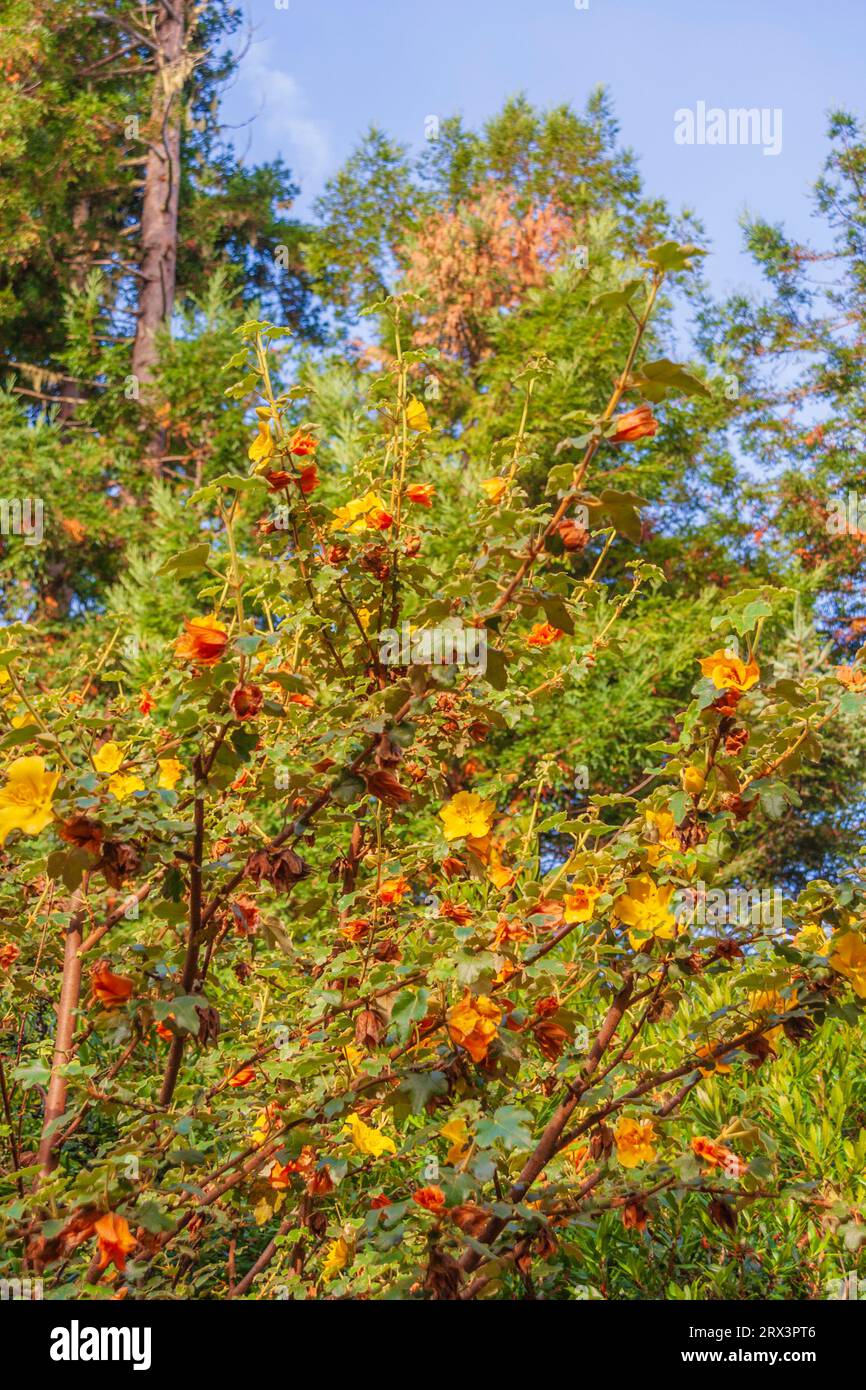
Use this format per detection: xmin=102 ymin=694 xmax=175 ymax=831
xmin=340 ymin=917 xmax=372 ymax=942
xmin=288 ymin=428 xmax=317 ymax=456
xmin=406 ymin=483 xmax=435 ymax=507
xmin=440 ymin=900 xmax=473 ymax=926
xmin=447 ymin=991 xmax=502 ymax=1063
xmin=231 ymin=896 xmax=260 ymax=936
xmin=378 ymin=875 xmax=410 ymax=905
xmin=295 ymin=462 xmax=319 ymax=495
xmin=264 ymin=469 xmax=293 ymax=491
xmin=480 ymin=477 xmax=508 ymax=504
xmin=94 ymin=1213 xmax=136 ymax=1273
xmin=699 ymin=649 xmax=760 ymax=693
xmin=227 ymin=1065 xmax=256 ymax=1088
xmin=527 ymin=622 xmax=563 ymax=649
xmin=691 ymin=1136 xmax=746 ymax=1178
xmin=155 ymin=1018 xmax=174 ymax=1043
xmin=91 ymin=963 xmax=133 ymax=1009
xmin=267 ymin=1161 xmax=294 ymax=1191
xmin=370 ymin=1193 xmax=392 ymax=1210
xmin=566 ymin=1142 xmax=589 ymax=1174
xmin=836 ymin=665 xmax=866 ymax=691
xmin=138 ymin=689 xmax=156 ymax=716
xmin=0 ymin=942 xmax=19 ymax=969
xmin=367 ymin=506 xmax=394 ymax=531
xmin=413 ymin=1185 xmax=446 ymax=1215
xmin=175 ymin=615 xmax=229 ymax=667
xmin=609 ymin=404 xmax=658 ymax=443
xmin=492 ymin=916 xmax=530 ymax=947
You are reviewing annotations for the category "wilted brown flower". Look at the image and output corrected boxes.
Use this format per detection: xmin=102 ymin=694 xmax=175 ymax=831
xmin=365 ymin=769 xmax=412 ymax=806
xmin=245 ymin=845 xmax=311 ymax=893
xmin=59 ymin=815 xmax=104 ymax=855
xmin=97 ymin=839 xmax=142 ymax=888
xmin=557 ymin=517 xmax=590 ymax=551
xmin=230 ymin=683 xmax=264 ymax=721
xmin=355 ymin=1007 xmax=385 ymax=1049
xmin=622 ymin=1198 xmax=649 ymax=1232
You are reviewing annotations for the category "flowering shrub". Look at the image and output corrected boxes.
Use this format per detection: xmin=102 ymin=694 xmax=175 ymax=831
xmin=1 ymin=244 xmax=865 ymax=1301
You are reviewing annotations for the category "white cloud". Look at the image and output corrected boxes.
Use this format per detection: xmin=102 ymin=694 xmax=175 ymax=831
xmin=240 ymin=49 xmax=331 ymax=193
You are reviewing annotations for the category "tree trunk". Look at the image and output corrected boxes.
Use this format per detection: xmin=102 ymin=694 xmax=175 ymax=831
xmin=131 ymin=0 xmax=187 ymax=400
xmin=58 ymin=197 xmax=91 ymax=428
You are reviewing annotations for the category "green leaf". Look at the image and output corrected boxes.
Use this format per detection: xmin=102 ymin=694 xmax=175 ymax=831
xmin=539 ymin=595 xmax=575 ymax=635
xmin=626 ymin=358 xmax=710 ymax=401
xmin=644 ymin=241 xmax=708 ymax=273
xmin=389 ymin=1070 xmax=448 ymax=1121
xmin=390 ymin=988 xmax=429 ymax=1044
xmin=475 ymin=1105 xmax=533 ymax=1152
xmin=483 ymin=646 xmax=509 ymax=691
xmin=588 ymin=489 xmax=647 ymax=544
xmin=158 ymin=543 xmax=212 ymax=578
xmin=209 ymin=473 xmax=268 ymax=492
xmin=588 ymin=278 xmax=644 ymax=313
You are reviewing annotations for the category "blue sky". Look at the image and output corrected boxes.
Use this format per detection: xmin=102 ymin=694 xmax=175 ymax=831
xmin=222 ymin=0 xmax=865 ymax=305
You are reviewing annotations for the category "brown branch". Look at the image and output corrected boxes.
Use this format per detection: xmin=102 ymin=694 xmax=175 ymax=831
xmin=36 ymin=892 xmax=87 ymax=1178
xmin=458 ymin=974 xmax=635 ymax=1279
xmin=158 ymin=756 xmax=204 ymax=1105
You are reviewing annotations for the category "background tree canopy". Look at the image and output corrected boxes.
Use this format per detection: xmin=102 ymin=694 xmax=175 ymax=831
xmin=0 ymin=1 xmax=864 ymax=1305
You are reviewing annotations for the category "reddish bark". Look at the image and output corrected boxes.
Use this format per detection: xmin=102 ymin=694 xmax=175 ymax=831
xmin=131 ymin=0 xmax=187 ymax=398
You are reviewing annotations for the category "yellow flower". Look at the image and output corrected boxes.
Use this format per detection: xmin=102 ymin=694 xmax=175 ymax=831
xmin=696 ymin=1042 xmax=733 ymax=1077
xmin=614 ymin=875 xmax=678 ymax=950
xmin=330 ymin=492 xmax=392 ymax=534
xmin=480 ymin=477 xmax=508 ymax=504
xmin=343 ymin=1112 xmax=397 ymax=1158
xmin=406 ymin=397 xmax=431 ymax=432
xmin=251 ymin=1104 xmax=281 ymax=1147
xmin=792 ymin=922 xmax=830 ymax=956
xmin=356 ymin=607 xmax=373 ymax=634
xmin=563 ymin=884 xmax=601 ymax=923
xmin=157 ymin=758 xmax=184 ymax=791
xmin=747 ymin=988 xmax=797 ymax=1047
xmin=681 ymin=765 xmax=705 ymax=797
xmin=321 ymin=1234 xmax=352 ymax=1282
xmin=830 ymin=932 xmax=866 ymax=998
xmin=440 ymin=1117 xmax=470 ymax=1165
xmin=248 ymin=422 xmax=275 ymax=465
xmin=0 ymin=756 xmax=60 ymax=842
xmin=446 ymin=992 xmax=501 ymax=1063
xmin=614 ymin=1116 xmax=657 ymax=1168
xmin=699 ymin=649 xmax=760 ymax=693
xmin=342 ymin=1042 xmax=364 ymax=1073
xmin=643 ymin=809 xmax=679 ymax=866
xmin=92 ymin=741 xmax=125 ymax=775
xmin=439 ymin=791 xmax=496 ymax=842
xmin=107 ymin=773 xmax=145 ymax=802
